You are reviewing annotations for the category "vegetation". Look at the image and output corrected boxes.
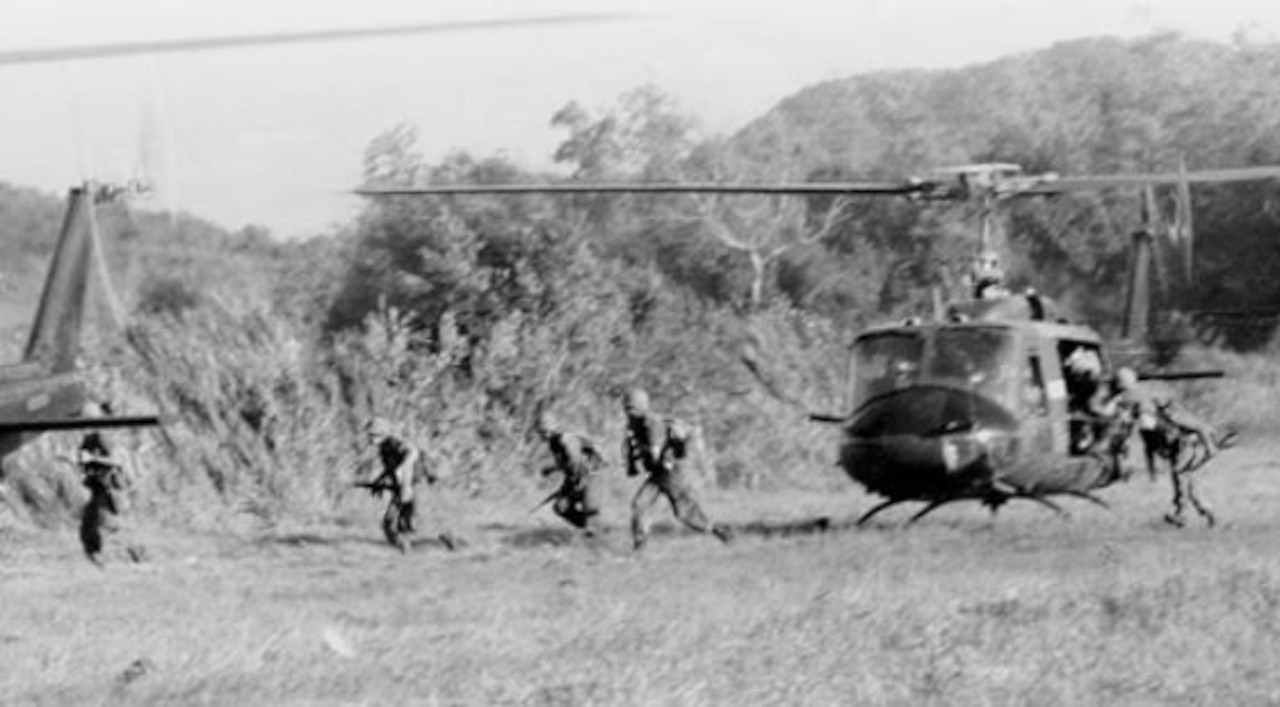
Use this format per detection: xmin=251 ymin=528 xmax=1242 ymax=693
xmin=5 ymin=30 xmax=1280 ymax=706
xmin=2 ymin=33 xmax=1280 ymax=534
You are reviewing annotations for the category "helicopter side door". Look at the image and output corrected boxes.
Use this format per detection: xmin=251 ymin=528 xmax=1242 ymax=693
xmin=1056 ymin=339 xmax=1108 ymax=456
xmin=1016 ymin=335 xmax=1065 ymax=456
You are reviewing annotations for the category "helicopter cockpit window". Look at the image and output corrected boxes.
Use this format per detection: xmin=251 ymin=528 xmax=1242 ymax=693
xmin=932 ymin=328 xmax=1017 ymax=405
xmin=849 ymin=332 xmax=925 ymax=408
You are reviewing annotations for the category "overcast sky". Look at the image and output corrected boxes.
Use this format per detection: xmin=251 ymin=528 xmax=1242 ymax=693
xmin=1 ymin=0 xmax=1278 ymax=238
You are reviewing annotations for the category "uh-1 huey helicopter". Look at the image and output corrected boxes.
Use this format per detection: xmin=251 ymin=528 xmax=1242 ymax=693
xmin=358 ymin=159 xmax=1280 ymax=526
xmin=0 ymin=182 xmax=161 ymax=464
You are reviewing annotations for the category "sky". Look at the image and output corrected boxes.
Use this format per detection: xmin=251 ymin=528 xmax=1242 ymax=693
xmin=1 ymin=0 xmax=1279 ymax=239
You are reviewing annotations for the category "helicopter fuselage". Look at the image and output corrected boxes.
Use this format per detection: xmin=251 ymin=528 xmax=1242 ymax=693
xmin=838 ymin=305 xmax=1122 ymax=523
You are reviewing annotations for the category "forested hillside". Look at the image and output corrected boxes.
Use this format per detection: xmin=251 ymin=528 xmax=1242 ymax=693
xmin=734 ymin=34 xmax=1280 ymax=346
xmin=5 ymin=34 xmax=1280 ymax=529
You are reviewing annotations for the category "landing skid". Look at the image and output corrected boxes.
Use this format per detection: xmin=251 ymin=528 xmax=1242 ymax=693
xmin=1063 ymin=490 xmax=1110 ymax=510
xmin=854 ymin=498 xmax=913 ymax=527
xmin=857 ymin=490 xmax=1109 ymax=528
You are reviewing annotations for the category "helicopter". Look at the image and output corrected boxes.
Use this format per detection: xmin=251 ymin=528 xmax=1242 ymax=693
xmin=357 ymin=160 xmax=1280 ymax=526
xmin=0 ymin=13 xmax=625 ymax=470
xmin=0 ymin=183 xmax=162 ymax=464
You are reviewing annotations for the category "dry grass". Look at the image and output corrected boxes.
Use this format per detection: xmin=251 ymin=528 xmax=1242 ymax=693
xmin=1174 ymin=345 xmax=1280 ymax=434
xmin=4 ymin=441 xmax=1280 ymax=705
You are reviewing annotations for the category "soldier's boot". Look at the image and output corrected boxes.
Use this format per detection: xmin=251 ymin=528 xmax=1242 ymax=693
xmin=630 ymin=515 xmax=648 ymax=552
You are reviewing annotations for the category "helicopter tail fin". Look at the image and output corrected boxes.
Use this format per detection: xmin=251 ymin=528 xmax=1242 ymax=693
xmin=1121 ymin=197 xmax=1155 ymax=343
xmin=23 ymin=187 xmax=94 ymax=374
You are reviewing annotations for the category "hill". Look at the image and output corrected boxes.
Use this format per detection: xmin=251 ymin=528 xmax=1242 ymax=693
xmin=731 ymin=34 xmax=1280 ymax=346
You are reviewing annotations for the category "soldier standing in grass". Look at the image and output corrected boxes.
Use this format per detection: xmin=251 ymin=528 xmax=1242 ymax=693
xmin=535 ymin=412 xmax=606 ymax=536
xmin=622 ymin=388 xmax=731 ymax=552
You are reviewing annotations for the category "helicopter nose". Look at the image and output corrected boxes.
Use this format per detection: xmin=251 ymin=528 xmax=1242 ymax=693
xmin=845 ymin=385 xmax=1018 ymax=438
xmin=839 ymin=386 xmax=1018 ymax=498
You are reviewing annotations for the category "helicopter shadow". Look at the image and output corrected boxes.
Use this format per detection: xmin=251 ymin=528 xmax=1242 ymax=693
xmin=484 ymin=515 xmax=860 ymax=549
xmin=257 ymin=530 xmax=462 ymax=553
xmin=258 ymin=530 xmax=386 ymax=549
xmin=482 ymin=523 xmax=616 ymax=549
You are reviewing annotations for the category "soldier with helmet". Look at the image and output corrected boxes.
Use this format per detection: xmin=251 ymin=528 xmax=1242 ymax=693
xmin=622 ymin=388 xmax=731 ymax=551
xmin=1107 ymin=366 xmax=1220 ymax=477
xmin=77 ymin=429 xmax=126 ymax=564
xmin=534 ymin=411 xmax=606 ymax=536
xmin=75 ymin=401 xmax=145 ymax=565
xmin=361 ymin=417 xmax=450 ymax=552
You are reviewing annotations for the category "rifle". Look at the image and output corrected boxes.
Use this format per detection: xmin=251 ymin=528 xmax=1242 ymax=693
xmin=57 ymin=454 xmax=123 ymax=470
xmin=529 ymin=488 xmax=561 ymax=514
xmin=352 ymin=479 xmax=396 ymax=497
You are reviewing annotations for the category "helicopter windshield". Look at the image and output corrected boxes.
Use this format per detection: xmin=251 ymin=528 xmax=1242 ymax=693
xmin=849 ymin=332 xmax=925 ymax=408
xmin=931 ymin=327 xmax=1017 ymax=404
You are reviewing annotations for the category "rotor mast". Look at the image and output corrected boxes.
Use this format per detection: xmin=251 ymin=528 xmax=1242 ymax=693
xmin=933 ymin=163 xmax=1023 ymax=299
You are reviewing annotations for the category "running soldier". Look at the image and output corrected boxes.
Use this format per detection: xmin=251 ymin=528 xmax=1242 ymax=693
xmin=622 ymin=388 xmax=731 ymax=551
xmin=361 ymin=418 xmax=452 ymax=552
xmin=77 ymin=430 xmax=127 ymax=564
xmin=535 ymin=412 xmax=606 ymax=536
xmin=1108 ymin=366 xmax=1220 ymax=478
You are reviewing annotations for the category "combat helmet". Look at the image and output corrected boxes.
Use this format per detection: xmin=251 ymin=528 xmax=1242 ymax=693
xmin=366 ymin=417 xmax=393 ymax=439
xmin=624 ymin=388 xmax=650 ymax=415
xmin=535 ymin=410 xmax=560 ymax=436
xmin=1115 ymin=366 xmax=1139 ymax=391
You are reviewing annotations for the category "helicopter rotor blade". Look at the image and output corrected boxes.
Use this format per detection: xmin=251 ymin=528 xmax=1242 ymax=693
xmin=356 ymin=181 xmax=925 ymax=197
xmin=0 ymin=13 xmax=629 ymax=67
xmin=358 ymin=163 xmax=1280 ymax=200
xmin=1023 ymin=165 xmax=1280 ymax=194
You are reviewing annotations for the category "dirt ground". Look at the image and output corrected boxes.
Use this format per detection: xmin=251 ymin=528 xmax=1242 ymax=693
xmin=4 ymin=441 xmax=1280 ymax=705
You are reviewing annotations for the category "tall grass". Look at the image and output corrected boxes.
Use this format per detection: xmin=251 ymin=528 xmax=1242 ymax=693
xmin=1 ymin=285 xmax=850 ymax=529
xmin=5 ymin=270 xmax=1276 ymax=533
xmin=1175 ymin=343 xmax=1280 ymax=435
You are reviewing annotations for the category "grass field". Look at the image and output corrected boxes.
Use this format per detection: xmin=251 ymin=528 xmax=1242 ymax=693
xmin=4 ymin=441 xmax=1280 ymax=706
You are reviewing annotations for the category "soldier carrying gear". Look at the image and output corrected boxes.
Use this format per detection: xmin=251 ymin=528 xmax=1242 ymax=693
xmin=77 ymin=430 xmax=129 ymax=564
xmin=622 ymin=388 xmax=659 ymax=478
xmin=622 ymin=389 xmax=732 ymax=551
xmin=535 ymin=412 xmax=606 ymax=535
xmin=361 ymin=418 xmax=450 ymax=552
xmin=1107 ymin=366 xmax=1220 ymax=478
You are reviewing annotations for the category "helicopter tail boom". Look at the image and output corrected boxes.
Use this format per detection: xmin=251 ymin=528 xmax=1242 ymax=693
xmin=22 ymin=187 xmax=94 ymax=375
